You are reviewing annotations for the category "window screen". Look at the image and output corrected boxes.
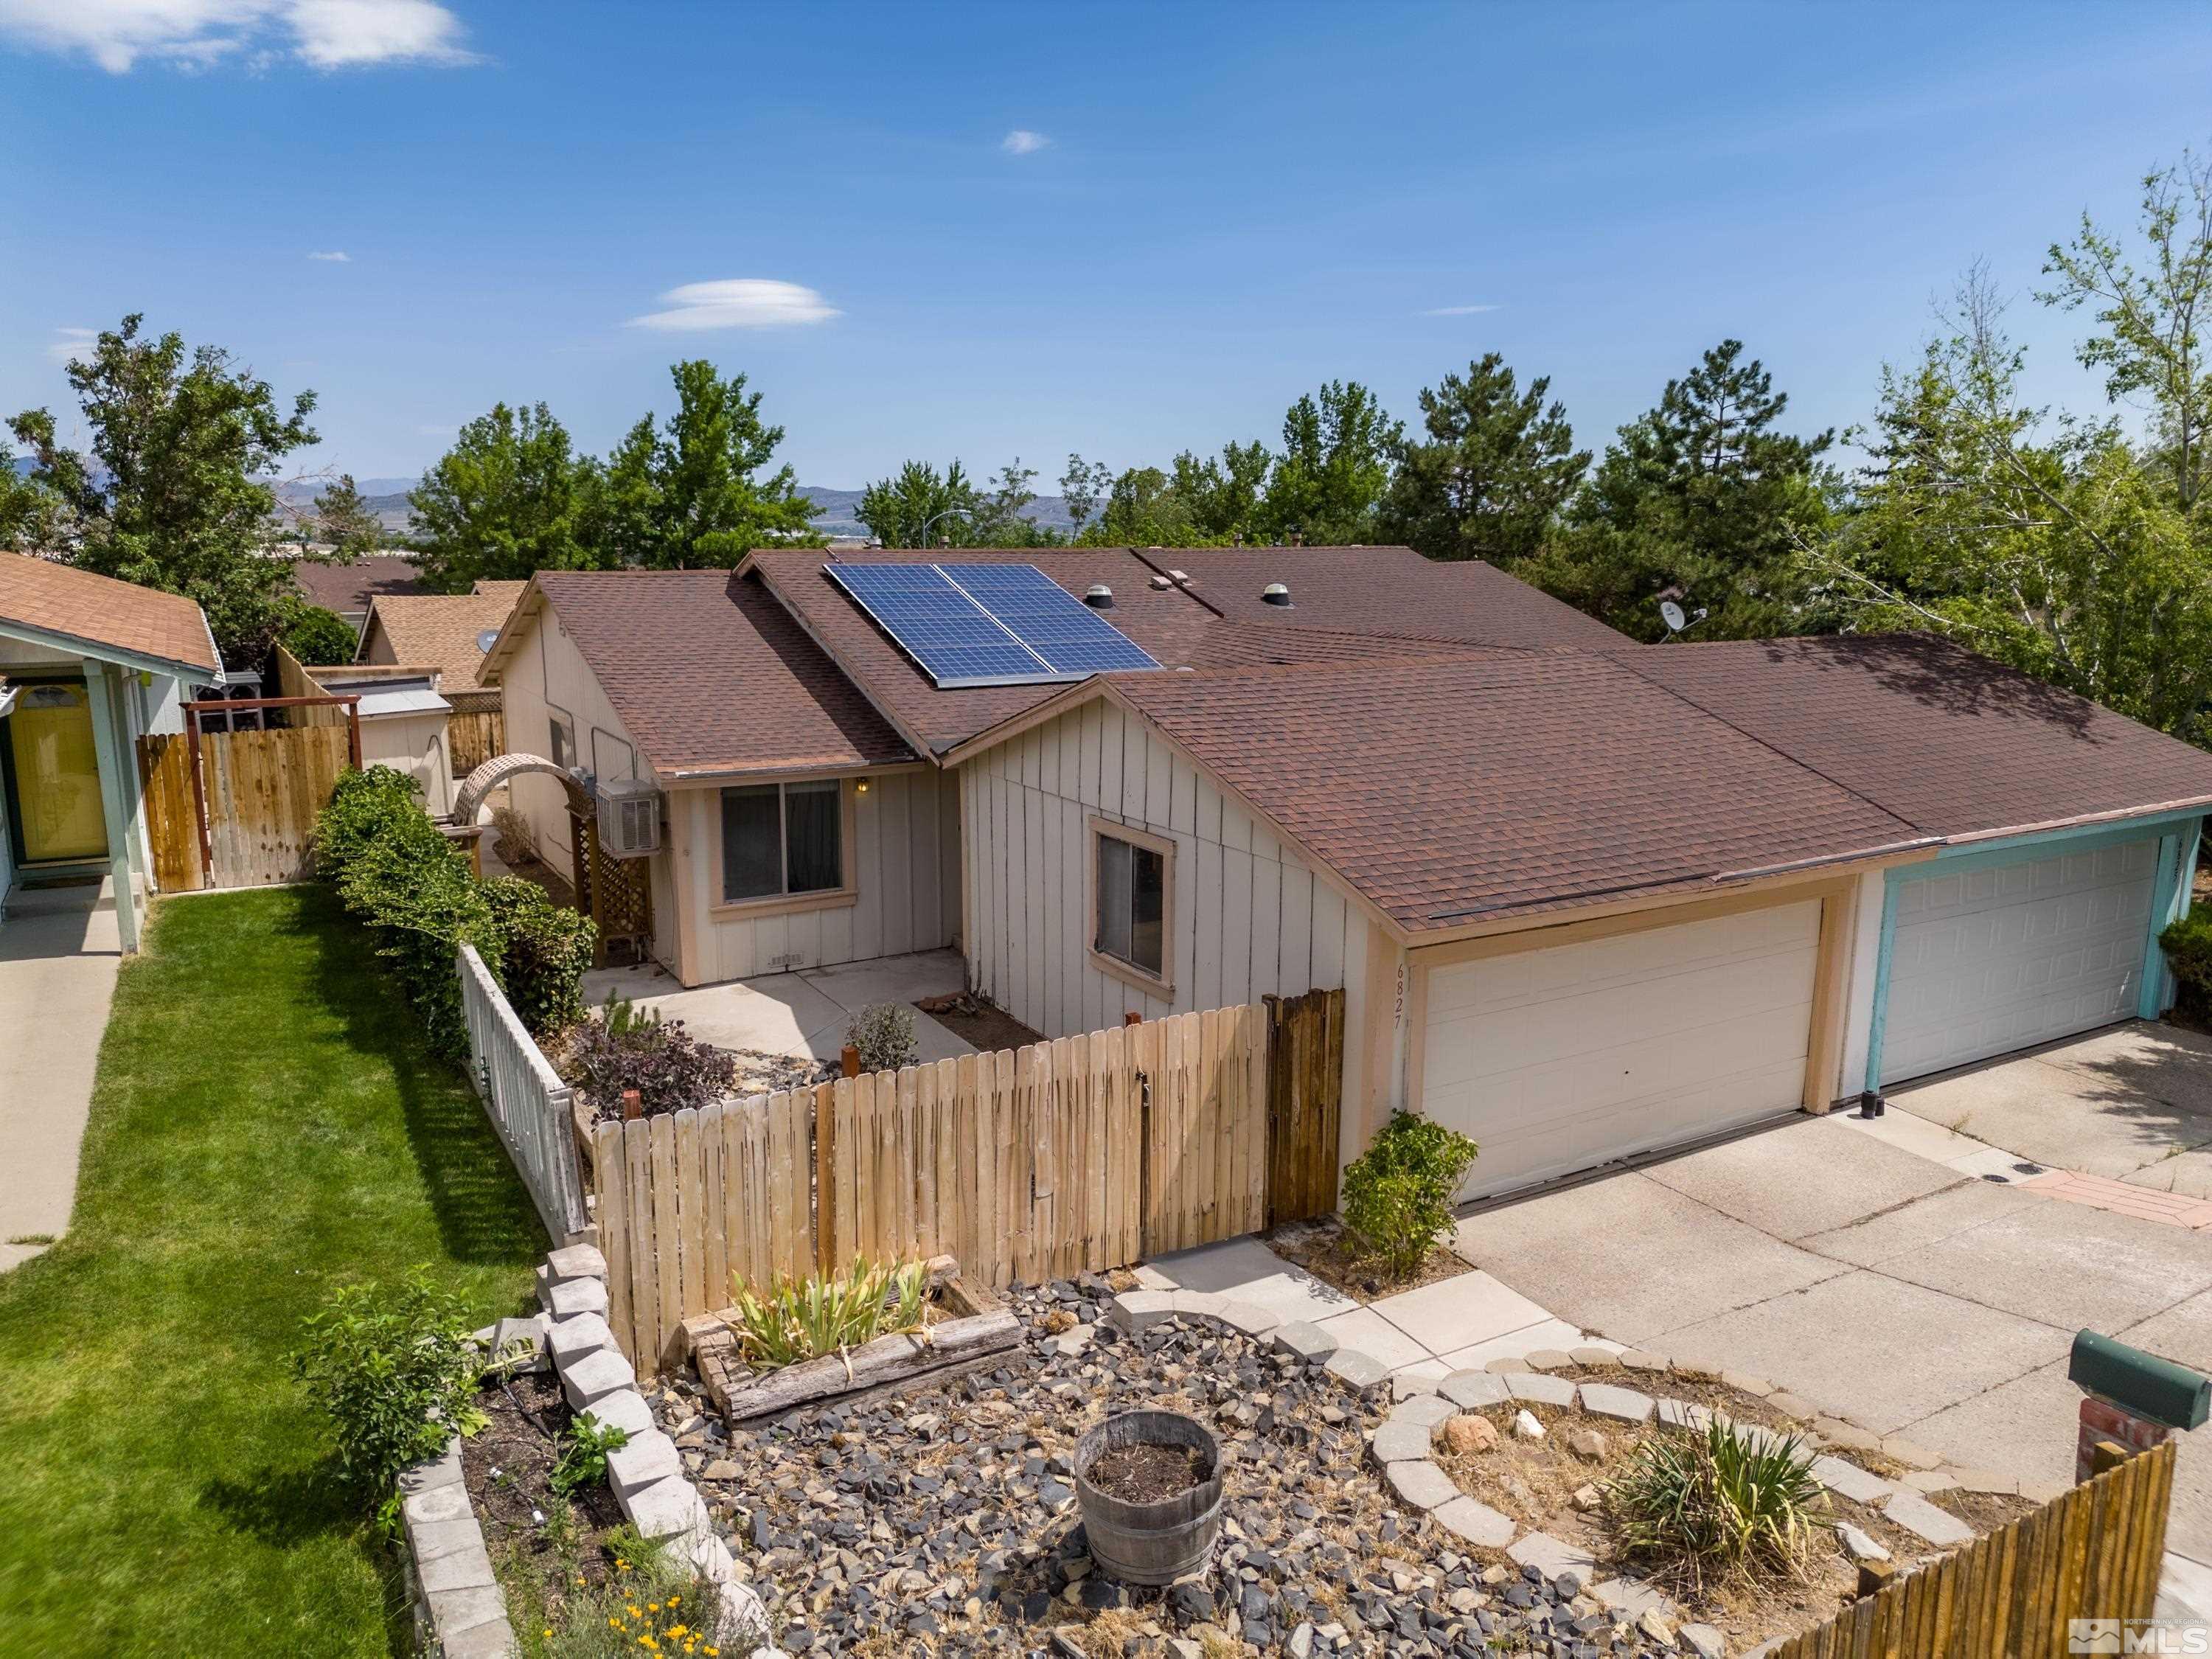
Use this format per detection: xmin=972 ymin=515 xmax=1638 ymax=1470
xmin=1096 ymin=831 xmax=1166 ymax=978
xmin=720 ymin=784 xmax=782 ymax=902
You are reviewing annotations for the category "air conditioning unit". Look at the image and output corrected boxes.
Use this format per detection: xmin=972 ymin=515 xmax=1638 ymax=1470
xmin=597 ymin=777 xmax=662 ymax=859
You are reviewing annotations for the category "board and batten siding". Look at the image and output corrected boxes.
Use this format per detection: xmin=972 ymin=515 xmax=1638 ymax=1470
xmin=667 ymin=769 xmax=961 ymax=984
xmin=498 ymin=603 xmax=644 ymax=878
xmin=958 ymin=696 xmax=1381 ymax=1177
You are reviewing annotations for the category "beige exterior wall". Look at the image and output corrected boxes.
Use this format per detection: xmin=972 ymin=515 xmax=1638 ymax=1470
xmin=498 ymin=600 xmax=959 ymax=987
xmin=958 ymin=695 xmax=1381 ymax=1179
xmin=356 ymin=709 xmax=456 ymax=817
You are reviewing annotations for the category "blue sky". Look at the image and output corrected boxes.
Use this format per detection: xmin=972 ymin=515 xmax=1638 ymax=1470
xmin=5 ymin=1 xmax=2211 ymax=490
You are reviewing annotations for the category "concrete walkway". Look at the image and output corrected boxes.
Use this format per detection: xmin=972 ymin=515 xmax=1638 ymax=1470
xmin=0 ymin=879 xmax=125 ymax=1271
xmin=582 ymin=948 xmax=975 ymax=1065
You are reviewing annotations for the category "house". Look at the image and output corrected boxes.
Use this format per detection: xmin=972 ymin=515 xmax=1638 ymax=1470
xmin=285 ymin=551 xmax=428 ymax=631
xmin=0 ymin=551 xmax=223 ymax=950
xmin=478 ymin=546 xmax=2212 ymax=1200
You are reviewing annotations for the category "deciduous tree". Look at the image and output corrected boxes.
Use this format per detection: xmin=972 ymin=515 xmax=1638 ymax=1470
xmin=409 ymin=403 xmax=597 ymax=591
xmin=1258 ymin=380 xmax=1402 ymax=544
xmin=856 ymin=460 xmax=981 ymax=548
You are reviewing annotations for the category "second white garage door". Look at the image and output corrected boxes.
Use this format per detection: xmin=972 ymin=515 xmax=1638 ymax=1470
xmin=1421 ymin=900 xmax=1821 ymax=1202
xmin=1877 ymin=836 xmax=2158 ymax=1086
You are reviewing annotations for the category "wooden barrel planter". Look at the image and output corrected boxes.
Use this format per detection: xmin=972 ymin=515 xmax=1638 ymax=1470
xmin=1073 ymin=1410 xmax=1225 ymax=1587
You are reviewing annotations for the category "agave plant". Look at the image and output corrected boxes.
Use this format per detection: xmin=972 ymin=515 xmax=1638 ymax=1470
xmin=727 ymin=1257 xmax=932 ymax=1372
xmin=1605 ymin=1416 xmax=1831 ymax=1586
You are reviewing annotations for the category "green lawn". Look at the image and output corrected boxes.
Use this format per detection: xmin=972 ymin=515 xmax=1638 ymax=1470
xmin=0 ymin=886 xmax=545 ymax=1658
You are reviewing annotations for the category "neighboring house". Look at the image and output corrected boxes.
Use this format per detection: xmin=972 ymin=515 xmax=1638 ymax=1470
xmin=480 ymin=545 xmax=2212 ymax=1197
xmin=285 ymin=551 xmax=428 ymax=631
xmin=355 ymin=580 xmax=528 ymax=686
xmin=0 ymin=551 xmax=223 ymax=950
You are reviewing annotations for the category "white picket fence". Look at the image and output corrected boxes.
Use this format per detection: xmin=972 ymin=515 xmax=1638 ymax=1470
xmin=456 ymin=944 xmax=591 ymax=1245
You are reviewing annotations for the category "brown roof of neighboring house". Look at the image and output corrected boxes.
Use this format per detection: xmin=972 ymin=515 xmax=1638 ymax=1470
xmin=358 ymin=582 xmax=528 ymax=689
xmin=0 ymin=550 xmax=220 ymax=675
xmin=1101 ymin=653 xmax=1927 ymax=933
xmin=515 ymin=569 xmax=917 ymax=779
xmin=1131 ymin=546 xmax=1633 ymax=652
xmin=1610 ymin=634 xmax=2212 ymax=839
xmin=288 ymin=554 xmax=428 ymax=616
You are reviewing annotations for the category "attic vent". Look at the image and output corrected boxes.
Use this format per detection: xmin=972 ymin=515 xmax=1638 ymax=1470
xmin=1168 ymin=568 xmax=1192 ymax=585
xmin=1262 ymin=582 xmax=1293 ymax=607
xmin=1149 ymin=574 xmax=1173 ymax=590
xmin=1083 ymin=583 xmax=1115 ymax=609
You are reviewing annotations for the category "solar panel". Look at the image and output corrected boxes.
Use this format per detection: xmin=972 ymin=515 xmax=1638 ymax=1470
xmin=823 ymin=562 xmax=1164 ymax=688
xmin=937 ymin=563 xmax=1163 ymax=675
xmin=823 ymin=563 xmax=1052 ymax=687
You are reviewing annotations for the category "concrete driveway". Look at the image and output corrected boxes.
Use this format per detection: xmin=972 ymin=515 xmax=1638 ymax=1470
xmin=1450 ymin=1025 xmax=2212 ymax=1564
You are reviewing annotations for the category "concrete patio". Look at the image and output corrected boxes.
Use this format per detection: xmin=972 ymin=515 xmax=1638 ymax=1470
xmin=581 ymin=947 xmax=975 ymax=1065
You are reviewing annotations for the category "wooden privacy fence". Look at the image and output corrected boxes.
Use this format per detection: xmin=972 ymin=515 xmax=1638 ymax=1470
xmin=592 ymin=1004 xmax=1275 ymax=1373
xmin=445 ymin=708 xmax=504 ymax=778
xmin=456 ymin=943 xmax=591 ymax=1245
xmin=139 ymin=710 xmax=356 ymax=891
xmin=1770 ymin=1439 xmax=2173 ymax=1658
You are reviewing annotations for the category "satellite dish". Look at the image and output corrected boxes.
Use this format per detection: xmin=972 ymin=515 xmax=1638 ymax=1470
xmin=1659 ymin=599 xmax=1687 ymax=633
xmin=476 ymin=628 xmax=501 ymax=653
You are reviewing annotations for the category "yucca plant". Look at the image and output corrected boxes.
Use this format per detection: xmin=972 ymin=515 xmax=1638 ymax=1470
xmin=727 ymin=1257 xmax=931 ymax=1371
xmin=1605 ymin=1416 xmax=1831 ymax=1585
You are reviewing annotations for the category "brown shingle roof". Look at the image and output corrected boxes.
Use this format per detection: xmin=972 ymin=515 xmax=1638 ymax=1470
xmin=1108 ymin=653 xmax=1925 ymax=933
xmin=526 ymin=569 xmax=916 ymax=779
xmin=1610 ymin=634 xmax=2212 ymax=838
xmin=0 ymin=551 xmax=220 ymax=675
xmin=1133 ymin=546 xmax=1632 ymax=651
xmin=745 ymin=547 xmax=1228 ymax=753
xmin=358 ymin=583 xmax=528 ymax=688
xmin=288 ymin=553 xmax=427 ymax=616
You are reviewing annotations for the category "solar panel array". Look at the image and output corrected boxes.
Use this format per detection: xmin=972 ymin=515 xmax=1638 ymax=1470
xmin=824 ymin=562 xmax=1164 ymax=688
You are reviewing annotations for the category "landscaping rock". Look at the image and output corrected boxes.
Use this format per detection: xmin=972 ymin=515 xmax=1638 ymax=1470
xmin=1512 ymin=1408 xmax=1545 ymax=1440
xmin=1837 ymin=1523 xmax=1889 ymax=1562
xmin=1568 ymin=1427 xmax=1609 ymax=1461
xmin=1810 ymin=1454 xmax=1892 ymax=1506
xmin=1681 ymin=1620 xmax=1728 ymax=1657
xmin=1442 ymin=1413 xmax=1498 ymax=1454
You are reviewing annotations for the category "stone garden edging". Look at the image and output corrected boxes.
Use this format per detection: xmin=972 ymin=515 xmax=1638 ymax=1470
xmin=1106 ymin=1291 xmax=2065 ymax=1659
xmin=535 ymin=1243 xmax=785 ymax=1659
xmin=397 ymin=1428 xmax=518 ymax=1659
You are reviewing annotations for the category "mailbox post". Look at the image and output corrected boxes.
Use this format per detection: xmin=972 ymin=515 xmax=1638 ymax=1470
xmin=2068 ymin=1329 xmax=2211 ymax=1481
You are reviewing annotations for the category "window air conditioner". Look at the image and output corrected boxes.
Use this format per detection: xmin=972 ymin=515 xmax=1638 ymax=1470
xmin=597 ymin=777 xmax=662 ymax=858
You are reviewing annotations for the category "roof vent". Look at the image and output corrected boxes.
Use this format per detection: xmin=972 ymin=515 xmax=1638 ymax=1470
xmin=1149 ymin=573 xmax=1173 ymax=590
xmin=1168 ymin=568 xmax=1192 ymax=585
xmin=1083 ymin=583 xmax=1115 ymax=609
xmin=1262 ymin=582 xmax=1293 ymax=607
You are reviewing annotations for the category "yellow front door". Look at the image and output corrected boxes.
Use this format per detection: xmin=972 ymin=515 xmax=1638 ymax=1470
xmin=11 ymin=682 xmax=108 ymax=863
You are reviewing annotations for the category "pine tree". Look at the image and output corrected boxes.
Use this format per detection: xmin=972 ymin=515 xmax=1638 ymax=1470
xmin=1380 ymin=354 xmax=1588 ymax=565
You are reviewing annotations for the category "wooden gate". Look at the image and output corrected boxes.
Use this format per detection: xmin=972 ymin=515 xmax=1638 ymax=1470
xmin=1265 ymin=987 xmax=1345 ymax=1225
xmin=139 ymin=699 xmax=360 ymax=891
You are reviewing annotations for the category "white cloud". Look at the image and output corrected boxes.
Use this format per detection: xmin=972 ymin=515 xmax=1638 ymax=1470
xmin=46 ymin=327 xmax=97 ymax=364
xmin=1001 ymin=129 xmax=1049 ymax=156
xmin=305 ymin=248 xmax=351 ymax=262
xmin=626 ymin=279 xmax=842 ymax=333
xmin=0 ymin=0 xmax=474 ymax=73
xmin=1422 ymin=303 xmax=1503 ymax=316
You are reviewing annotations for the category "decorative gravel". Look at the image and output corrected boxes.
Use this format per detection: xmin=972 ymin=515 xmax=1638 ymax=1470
xmin=652 ymin=1278 xmax=1693 ymax=1657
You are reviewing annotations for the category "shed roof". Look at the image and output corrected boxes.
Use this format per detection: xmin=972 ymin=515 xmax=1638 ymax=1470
xmin=0 ymin=550 xmax=221 ymax=676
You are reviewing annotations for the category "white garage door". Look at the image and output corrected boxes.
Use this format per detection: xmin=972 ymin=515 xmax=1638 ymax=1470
xmin=1421 ymin=900 xmax=1820 ymax=1202
xmin=1878 ymin=837 xmax=2158 ymax=1086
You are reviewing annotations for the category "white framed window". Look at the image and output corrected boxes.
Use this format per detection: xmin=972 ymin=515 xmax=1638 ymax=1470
xmin=720 ymin=779 xmax=851 ymax=906
xmin=1090 ymin=816 xmax=1174 ymax=990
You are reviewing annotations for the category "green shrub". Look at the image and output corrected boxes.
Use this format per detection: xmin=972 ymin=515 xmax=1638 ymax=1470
xmin=1605 ymin=1416 xmax=1829 ymax=1585
xmin=314 ymin=767 xmax=595 ymax=1060
xmin=845 ymin=1002 xmax=919 ymax=1073
xmin=502 ymin=1525 xmax=765 ymax=1659
xmin=547 ymin=1417 xmax=630 ymax=1498
xmin=288 ymin=1266 xmax=488 ymax=1528
xmin=1339 ymin=1110 xmax=1480 ymax=1279
xmin=275 ymin=596 xmax=358 ymax=668
xmin=2163 ymin=911 xmax=2212 ymax=1020
xmin=483 ymin=876 xmax=595 ymax=1037
xmin=726 ymin=1257 xmax=930 ymax=1369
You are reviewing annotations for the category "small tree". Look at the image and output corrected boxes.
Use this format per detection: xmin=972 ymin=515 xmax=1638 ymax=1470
xmin=276 ymin=598 xmax=358 ymax=667
xmin=1339 ymin=1111 xmax=1478 ymax=1279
